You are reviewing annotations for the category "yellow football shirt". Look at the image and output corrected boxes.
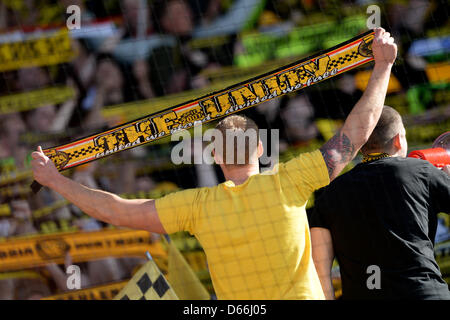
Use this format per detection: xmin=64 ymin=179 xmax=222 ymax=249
xmin=155 ymin=150 xmax=329 ymax=299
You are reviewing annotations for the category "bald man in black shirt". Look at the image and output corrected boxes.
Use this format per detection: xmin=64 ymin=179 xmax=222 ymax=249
xmin=310 ymin=106 xmax=450 ymax=300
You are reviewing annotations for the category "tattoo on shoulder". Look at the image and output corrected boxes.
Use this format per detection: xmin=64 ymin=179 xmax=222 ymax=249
xmin=320 ymin=131 xmax=355 ymax=178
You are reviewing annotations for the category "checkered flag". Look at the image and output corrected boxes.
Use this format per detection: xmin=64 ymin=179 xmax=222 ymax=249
xmin=114 ymin=258 xmax=179 ymax=300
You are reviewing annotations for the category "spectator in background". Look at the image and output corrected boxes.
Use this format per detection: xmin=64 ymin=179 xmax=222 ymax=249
xmin=0 ymin=279 xmax=15 ymax=300
xmin=385 ymin=1 xmax=430 ymax=89
xmin=71 ymin=39 xmax=97 ymax=90
xmin=148 ymin=0 xmax=194 ymax=95
xmin=153 ymin=0 xmax=194 ymax=38
xmin=0 ymin=199 xmax=39 ymax=304
xmin=100 ymin=0 xmax=154 ymax=70
xmin=9 ymin=200 xmax=37 ymax=236
xmin=0 ymin=113 xmax=28 ymax=170
xmin=0 ymin=0 xmax=38 ymax=29
xmin=23 ymin=106 xmax=57 ymax=133
xmin=0 ymin=272 xmax=50 ymax=300
xmin=104 ymin=1 xmax=158 ymax=100
xmin=45 ymin=249 xmax=146 ymax=295
xmin=187 ymin=0 xmax=222 ymax=26
xmin=120 ymin=0 xmax=154 ymax=39
xmin=14 ymin=67 xmax=54 ymax=133
xmin=388 ymin=0 xmax=431 ymax=38
xmin=148 ymin=0 xmax=210 ymax=95
xmin=81 ymin=54 xmax=131 ymax=127
xmin=17 ymin=65 xmax=77 ymax=134
xmin=75 ymin=219 xmax=129 ymax=286
xmin=13 ymin=67 xmax=60 ymax=134
xmin=0 ymin=217 xmax=17 ymax=238
xmin=16 ymin=67 xmax=50 ymax=92
xmin=309 ymin=74 xmax=362 ymax=120
xmin=280 ymin=95 xmax=319 ymax=146
xmin=132 ymin=59 xmax=156 ymax=100
xmin=45 ymin=252 xmax=90 ymax=293
xmin=15 ymin=278 xmax=51 ymax=300
xmin=0 ymin=202 xmax=45 ymax=299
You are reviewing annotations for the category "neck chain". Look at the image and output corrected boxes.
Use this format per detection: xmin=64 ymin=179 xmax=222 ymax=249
xmin=362 ymin=152 xmax=391 ymax=163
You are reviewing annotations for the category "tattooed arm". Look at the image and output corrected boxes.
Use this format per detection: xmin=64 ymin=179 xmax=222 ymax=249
xmin=320 ymin=28 xmax=397 ymax=181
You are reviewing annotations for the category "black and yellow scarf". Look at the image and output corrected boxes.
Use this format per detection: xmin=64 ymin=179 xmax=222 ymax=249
xmin=362 ymin=153 xmax=391 ymax=163
xmin=31 ymin=30 xmax=376 ymax=192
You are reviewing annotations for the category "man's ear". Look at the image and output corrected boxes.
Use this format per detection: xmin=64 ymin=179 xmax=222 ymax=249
xmin=212 ymin=148 xmax=222 ymax=164
xmin=392 ymin=133 xmax=401 ymax=152
xmin=257 ymin=140 xmax=264 ymax=158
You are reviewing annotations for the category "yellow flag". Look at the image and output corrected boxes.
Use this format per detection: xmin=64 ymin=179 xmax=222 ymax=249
xmin=114 ymin=260 xmax=178 ymax=300
xmin=167 ymin=240 xmax=210 ymax=300
xmin=42 ymin=281 xmax=128 ymax=300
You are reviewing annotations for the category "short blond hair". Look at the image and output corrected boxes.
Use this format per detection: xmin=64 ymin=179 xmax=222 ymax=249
xmin=214 ymin=115 xmax=259 ymax=166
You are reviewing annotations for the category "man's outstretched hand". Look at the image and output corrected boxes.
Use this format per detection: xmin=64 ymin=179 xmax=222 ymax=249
xmin=31 ymin=146 xmax=61 ymax=188
xmin=372 ymin=27 xmax=397 ymax=67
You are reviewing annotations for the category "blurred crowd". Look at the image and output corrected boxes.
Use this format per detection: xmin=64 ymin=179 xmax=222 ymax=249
xmin=0 ymin=0 xmax=448 ymax=299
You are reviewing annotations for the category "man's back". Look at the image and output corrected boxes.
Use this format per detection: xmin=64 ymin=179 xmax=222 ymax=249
xmin=156 ymin=150 xmax=329 ymax=299
xmin=311 ymin=157 xmax=450 ymax=299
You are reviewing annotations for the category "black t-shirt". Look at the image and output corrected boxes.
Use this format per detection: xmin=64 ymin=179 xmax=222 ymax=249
xmin=310 ymin=157 xmax=450 ymax=300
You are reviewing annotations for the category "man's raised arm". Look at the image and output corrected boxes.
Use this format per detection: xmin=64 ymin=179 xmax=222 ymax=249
xmin=320 ymin=27 xmax=397 ymax=181
xmin=31 ymin=146 xmax=166 ymax=234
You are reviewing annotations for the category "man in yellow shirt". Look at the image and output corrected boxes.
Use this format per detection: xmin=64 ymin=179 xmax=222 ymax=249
xmin=31 ymin=28 xmax=397 ymax=299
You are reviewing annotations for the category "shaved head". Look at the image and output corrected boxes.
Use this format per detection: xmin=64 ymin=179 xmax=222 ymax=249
xmin=361 ymin=106 xmax=404 ymax=154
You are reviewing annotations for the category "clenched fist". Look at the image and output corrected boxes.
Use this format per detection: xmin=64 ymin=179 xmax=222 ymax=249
xmin=372 ymin=27 xmax=397 ymax=66
xmin=31 ymin=146 xmax=61 ymax=188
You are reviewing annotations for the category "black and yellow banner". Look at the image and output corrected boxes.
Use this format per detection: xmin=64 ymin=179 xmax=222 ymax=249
xmin=234 ymin=15 xmax=367 ymax=68
xmin=0 ymin=86 xmax=75 ymax=115
xmin=0 ymin=270 xmax=45 ymax=281
xmin=42 ymin=281 xmax=128 ymax=300
xmin=0 ymin=29 xmax=76 ymax=72
xmin=0 ymin=229 xmax=166 ymax=272
xmin=0 ymin=169 xmax=32 ymax=187
xmin=41 ymin=30 xmax=374 ymax=172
